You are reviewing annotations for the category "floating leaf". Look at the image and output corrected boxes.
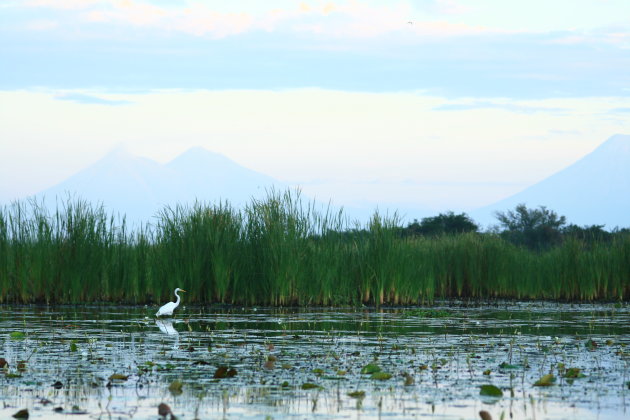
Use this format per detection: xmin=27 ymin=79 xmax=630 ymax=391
xmin=403 ymin=373 xmax=415 ymax=386
xmin=17 ymin=361 xmax=26 ymax=372
xmin=479 ymin=410 xmax=493 ymax=420
xmin=498 ymin=362 xmax=519 ymax=369
xmin=168 ymin=380 xmax=183 ymax=395
xmin=70 ymin=342 xmax=78 ymax=352
xmin=12 ymin=409 xmax=29 ymax=419
xmin=585 ymin=339 xmax=598 ymax=351
xmin=213 ymin=366 xmax=237 ymax=378
xmin=10 ymin=332 xmax=25 ymax=340
xmin=312 ymin=368 xmax=324 ymax=375
xmin=214 ymin=366 xmax=228 ymax=378
xmin=564 ymin=368 xmax=586 ymax=379
xmin=70 ymin=405 xmax=88 ymax=414
xmin=320 ymin=375 xmax=346 ymax=381
xmin=348 ymin=390 xmax=365 ymax=398
xmin=479 ymin=385 xmax=503 ymax=397
xmin=108 ymin=374 xmax=128 ymax=381
xmin=6 ymin=373 xmax=22 ymax=378
xmin=360 ymin=363 xmax=381 ymax=374
xmin=301 ymin=382 xmax=322 ymax=390
xmin=158 ymin=403 xmax=172 ymax=416
xmin=370 ymin=372 xmax=392 ymax=380
xmin=483 ymin=369 xmax=491 ymax=375
xmin=533 ymin=374 xmax=556 ymax=387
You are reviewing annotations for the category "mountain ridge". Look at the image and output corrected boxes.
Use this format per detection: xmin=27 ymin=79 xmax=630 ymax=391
xmin=471 ymin=134 xmax=630 ymax=228
xmin=33 ymin=146 xmax=285 ymax=224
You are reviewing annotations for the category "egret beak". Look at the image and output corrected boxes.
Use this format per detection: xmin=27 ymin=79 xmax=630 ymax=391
xmin=180 ymin=289 xmax=187 ymax=293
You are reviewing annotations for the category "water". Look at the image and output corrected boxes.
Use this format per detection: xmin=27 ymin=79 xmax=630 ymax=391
xmin=1 ymin=302 xmax=629 ymax=419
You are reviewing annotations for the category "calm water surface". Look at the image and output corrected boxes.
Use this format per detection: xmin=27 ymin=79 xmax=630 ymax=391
xmin=1 ymin=302 xmax=629 ymax=419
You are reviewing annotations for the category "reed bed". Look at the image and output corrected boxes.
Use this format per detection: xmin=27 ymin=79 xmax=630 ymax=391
xmin=0 ymin=192 xmax=628 ymax=304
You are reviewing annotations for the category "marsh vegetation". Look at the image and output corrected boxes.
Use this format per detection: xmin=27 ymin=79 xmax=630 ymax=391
xmin=1 ymin=191 xmax=629 ymax=305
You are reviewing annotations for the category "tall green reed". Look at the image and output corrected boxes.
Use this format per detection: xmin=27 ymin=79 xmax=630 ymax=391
xmin=0 ymin=190 xmax=628 ymax=304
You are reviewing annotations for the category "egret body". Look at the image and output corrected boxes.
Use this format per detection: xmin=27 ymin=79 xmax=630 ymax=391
xmin=156 ymin=288 xmax=186 ymax=317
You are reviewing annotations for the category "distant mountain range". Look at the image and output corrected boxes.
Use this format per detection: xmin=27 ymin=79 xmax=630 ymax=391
xmin=19 ymin=133 xmax=630 ymax=229
xmin=471 ymin=134 xmax=630 ymax=229
xmin=34 ymin=147 xmax=285 ymax=224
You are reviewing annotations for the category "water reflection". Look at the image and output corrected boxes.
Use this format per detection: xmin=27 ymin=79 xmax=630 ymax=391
xmin=155 ymin=319 xmax=178 ymax=335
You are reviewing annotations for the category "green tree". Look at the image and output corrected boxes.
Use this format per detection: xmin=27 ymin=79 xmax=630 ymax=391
xmin=563 ymin=224 xmax=611 ymax=244
xmin=495 ymin=204 xmax=566 ymax=250
xmin=405 ymin=211 xmax=478 ymax=236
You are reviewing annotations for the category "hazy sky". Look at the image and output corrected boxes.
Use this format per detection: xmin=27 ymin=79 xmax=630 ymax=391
xmin=1 ymin=0 xmax=629 ymax=212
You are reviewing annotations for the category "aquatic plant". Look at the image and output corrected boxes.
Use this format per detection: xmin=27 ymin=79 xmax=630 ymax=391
xmin=0 ymin=191 xmax=629 ymax=304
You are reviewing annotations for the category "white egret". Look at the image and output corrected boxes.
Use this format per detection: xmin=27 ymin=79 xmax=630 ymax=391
xmin=156 ymin=288 xmax=186 ymax=317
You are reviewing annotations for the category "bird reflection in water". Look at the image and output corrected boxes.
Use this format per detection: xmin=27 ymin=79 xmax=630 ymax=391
xmin=155 ymin=319 xmax=179 ymax=335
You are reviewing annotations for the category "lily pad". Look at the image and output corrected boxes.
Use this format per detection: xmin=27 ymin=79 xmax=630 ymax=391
xmin=585 ymin=339 xmax=598 ymax=351
xmin=360 ymin=363 xmax=381 ymax=374
xmin=348 ymin=390 xmax=366 ymax=398
xmin=498 ymin=362 xmax=520 ymax=369
xmin=564 ymin=368 xmax=586 ymax=379
xmin=158 ymin=403 xmax=172 ymax=416
xmin=370 ymin=372 xmax=392 ymax=380
xmin=10 ymin=332 xmax=25 ymax=340
xmin=12 ymin=409 xmax=29 ymax=419
xmin=479 ymin=384 xmax=503 ymax=397
xmin=169 ymin=380 xmax=183 ymax=395
xmin=534 ymin=374 xmax=556 ymax=387
xmin=301 ymin=382 xmax=322 ymax=390
xmin=108 ymin=374 xmax=129 ymax=381
xmin=214 ymin=366 xmax=237 ymax=378
xmin=479 ymin=410 xmax=492 ymax=420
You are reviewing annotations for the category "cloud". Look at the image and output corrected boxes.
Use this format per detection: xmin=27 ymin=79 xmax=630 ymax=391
xmin=26 ymin=0 xmax=105 ymax=10
xmin=20 ymin=0 xmax=497 ymax=39
xmin=433 ymin=100 xmax=567 ymax=114
xmin=609 ymin=107 xmax=630 ymax=113
xmin=24 ymin=19 xmax=59 ymax=31
xmin=55 ymin=93 xmax=131 ymax=105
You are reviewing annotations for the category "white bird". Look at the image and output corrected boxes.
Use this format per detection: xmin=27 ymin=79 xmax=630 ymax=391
xmin=156 ymin=288 xmax=186 ymax=317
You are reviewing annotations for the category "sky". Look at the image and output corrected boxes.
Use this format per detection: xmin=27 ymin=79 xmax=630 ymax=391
xmin=1 ymin=0 xmax=629 ymax=214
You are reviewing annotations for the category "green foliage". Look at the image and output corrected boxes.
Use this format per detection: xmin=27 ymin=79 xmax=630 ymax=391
xmin=495 ymin=204 xmax=566 ymax=250
xmin=0 ymin=193 xmax=629 ymax=305
xmin=405 ymin=211 xmax=478 ymax=237
xmin=563 ymin=224 xmax=612 ymax=244
xmin=479 ymin=384 xmax=503 ymax=397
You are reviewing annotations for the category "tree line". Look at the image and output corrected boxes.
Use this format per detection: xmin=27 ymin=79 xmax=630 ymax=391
xmin=401 ymin=204 xmax=629 ymax=251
